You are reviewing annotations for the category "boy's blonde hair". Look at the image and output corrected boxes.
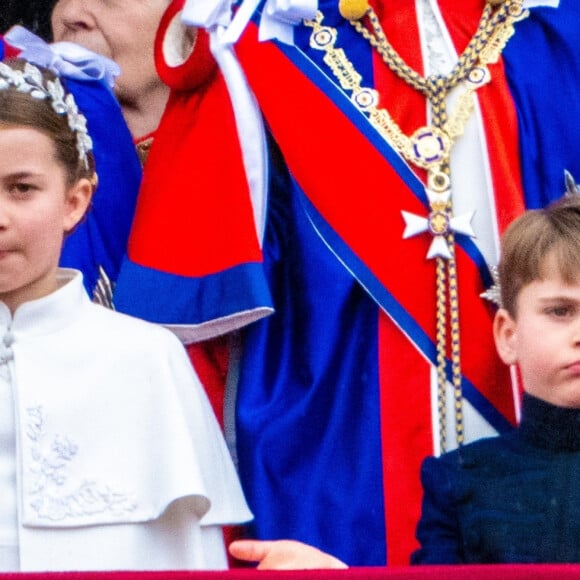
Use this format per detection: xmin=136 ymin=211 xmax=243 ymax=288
xmin=499 ymin=196 xmax=580 ymax=316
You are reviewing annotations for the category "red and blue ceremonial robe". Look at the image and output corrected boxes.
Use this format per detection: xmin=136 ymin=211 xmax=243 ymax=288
xmin=228 ymin=0 xmax=580 ymax=566
xmin=113 ymin=1 xmax=274 ymax=345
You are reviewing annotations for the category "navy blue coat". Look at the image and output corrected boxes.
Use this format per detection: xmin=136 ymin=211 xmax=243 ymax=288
xmin=412 ymin=394 xmax=580 ymax=564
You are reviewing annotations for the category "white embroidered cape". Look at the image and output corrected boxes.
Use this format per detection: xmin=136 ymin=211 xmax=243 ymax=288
xmin=0 ymin=270 xmax=252 ymax=571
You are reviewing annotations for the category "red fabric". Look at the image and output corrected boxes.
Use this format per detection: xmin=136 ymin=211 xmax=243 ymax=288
xmin=186 ymin=337 xmax=229 ymax=427
xmin=127 ymin=67 xmax=262 ymax=276
xmin=379 ymin=315 xmax=432 ymax=564
xmin=154 ymin=0 xmax=215 ymax=91
xmin=374 ymin=1 xmax=427 ymax=137
xmin=127 ymin=1 xmax=262 ymax=277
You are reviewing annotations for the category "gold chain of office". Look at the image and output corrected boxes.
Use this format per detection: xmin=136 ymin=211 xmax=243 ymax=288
xmin=304 ymin=0 xmax=528 ymax=451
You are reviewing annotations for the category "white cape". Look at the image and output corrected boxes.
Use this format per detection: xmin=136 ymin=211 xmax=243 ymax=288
xmin=0 ymin=270 xmax=251 ymax=571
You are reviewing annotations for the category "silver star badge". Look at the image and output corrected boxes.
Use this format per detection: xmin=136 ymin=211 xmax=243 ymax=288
xmin=402 ymin=189 xmax=476 ymax=259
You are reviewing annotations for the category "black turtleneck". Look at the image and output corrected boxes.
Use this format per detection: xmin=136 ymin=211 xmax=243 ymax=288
xmin=519 ymin=392 xmax=580 ymax=452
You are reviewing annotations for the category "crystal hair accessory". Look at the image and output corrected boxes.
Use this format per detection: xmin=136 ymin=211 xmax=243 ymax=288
xmin=564 ymin=169 xmax=580 ymax=197
xmin=0 ymin=60 xmax=93 ymax=169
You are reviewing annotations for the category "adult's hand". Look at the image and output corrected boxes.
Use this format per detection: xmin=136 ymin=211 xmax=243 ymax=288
xmin=229 ymin=539 xmax=349 ymax=570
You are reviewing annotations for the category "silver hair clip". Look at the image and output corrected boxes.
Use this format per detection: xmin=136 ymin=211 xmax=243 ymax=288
xmin=480 ymin=265 xmax=502 ymax=308
xmin=0 ymin=61 xmax=93 ymax=169
xmin=564 ymin=169 xmax=580 ymax=197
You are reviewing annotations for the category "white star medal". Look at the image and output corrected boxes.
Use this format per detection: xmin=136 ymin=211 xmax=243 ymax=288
xmin=401 ymin=188 xmax=475 ymax=259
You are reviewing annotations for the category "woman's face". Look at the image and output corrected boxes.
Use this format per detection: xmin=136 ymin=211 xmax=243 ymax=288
xmin=0 ymin=125 xmax=91 ymax=312
xmin=51 ymin=0 xmax=170 ymax=106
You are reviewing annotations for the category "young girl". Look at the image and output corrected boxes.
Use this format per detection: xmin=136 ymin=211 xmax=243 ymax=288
xmin=0 ymin=58 xmax=251 ymax=571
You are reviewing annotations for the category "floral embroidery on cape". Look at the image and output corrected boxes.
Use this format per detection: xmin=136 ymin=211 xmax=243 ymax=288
xmin=26 ymin=406 xmax=137 ymax=521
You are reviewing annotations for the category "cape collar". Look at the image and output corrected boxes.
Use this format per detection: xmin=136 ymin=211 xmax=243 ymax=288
xmin=0 ymin=269 xmax=88 ymax=339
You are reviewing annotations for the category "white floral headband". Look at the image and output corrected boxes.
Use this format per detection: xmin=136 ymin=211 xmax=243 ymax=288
xmin=0 ymin=60 xmax=93 ymax=170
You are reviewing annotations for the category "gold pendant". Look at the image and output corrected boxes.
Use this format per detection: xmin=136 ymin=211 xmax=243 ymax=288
xmin=406 ymin=126 xmax=451 ymax=169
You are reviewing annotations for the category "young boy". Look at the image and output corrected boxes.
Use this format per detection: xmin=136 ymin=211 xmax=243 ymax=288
xmin=412 ymin=195 xmax=580 ymax=564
